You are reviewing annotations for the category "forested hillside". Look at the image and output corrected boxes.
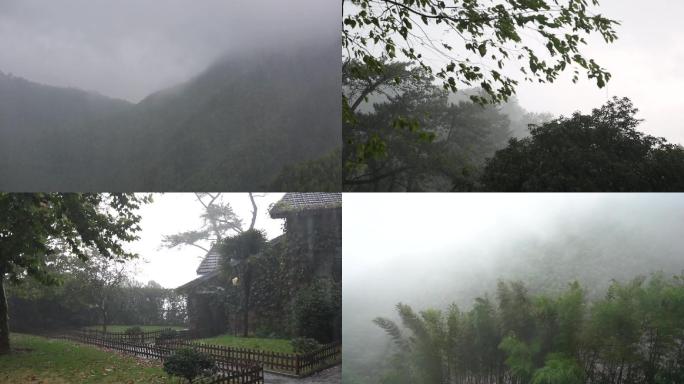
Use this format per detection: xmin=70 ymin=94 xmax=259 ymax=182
xmin=0 ymin=73 xmax=131 ymax=188
xmin=0 ymin=43 xmax=340 ymax=191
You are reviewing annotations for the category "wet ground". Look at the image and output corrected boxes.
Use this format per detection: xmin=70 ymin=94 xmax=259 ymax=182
xmin=264 ymin=365 xmax=341 ymax=384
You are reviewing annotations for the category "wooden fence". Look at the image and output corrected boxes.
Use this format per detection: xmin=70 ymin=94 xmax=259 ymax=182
xmin=72 ymin=328 xmax=342 ymax=377
xmin=77 ymin=328 xmax=192 ymax=344
xmin=61 ymin=331 xmax=263 ymax=384
xmin=296 ymin=342 xmax=342 ymax=376
xmin=164 ymin=340 xmax=342 ymax=377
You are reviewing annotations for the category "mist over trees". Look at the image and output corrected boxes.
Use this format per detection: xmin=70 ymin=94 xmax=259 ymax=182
xmin=342 ymin=0 xmax=622 ymax=190
xmin=342 ymin=1 xmax=684 ymax=191
xmin=0 ymin=42 xmax=340 ymax=191
xmin=343 ymin=60 xmax=551 ymax=191
xmin=367 ymin=275 xmax=684 ymax=384
xmin=343 ymin=59 xmax=684 ymax=191
xmin=342 ymin=194 xmax=684 ymax=383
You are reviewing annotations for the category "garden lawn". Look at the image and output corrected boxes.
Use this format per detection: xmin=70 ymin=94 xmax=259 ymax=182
xmin=0 ymin=333 xmax=178 ymax=383
xmin=83 ymin=325 xmax=186 ymax=332
xmin=197 ymin=334 xmax=294 ymax=353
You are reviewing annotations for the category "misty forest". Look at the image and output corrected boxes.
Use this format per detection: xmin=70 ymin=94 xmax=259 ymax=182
xmin=342 ymin=0 xmax=684 ymax=191
xmin=0 ymin=1 xmax=340 ymax=192
xmin=343 ymin=194 xmax=684 ymax=384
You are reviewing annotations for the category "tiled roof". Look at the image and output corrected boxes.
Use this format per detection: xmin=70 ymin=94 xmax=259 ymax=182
xmin=196 ymin=246 xmax=221 ymax=275
xmin=270 ymin=193 xmax=341 ymax=218
xmin=194 ymin=234 xmax=286 ymax=275
xmin=176 ymin=269 xmax=221 ymax=292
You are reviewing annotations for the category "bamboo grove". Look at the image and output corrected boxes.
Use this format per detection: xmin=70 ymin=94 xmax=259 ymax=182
xmin=373 ymin=273 xmax=684 ymax=384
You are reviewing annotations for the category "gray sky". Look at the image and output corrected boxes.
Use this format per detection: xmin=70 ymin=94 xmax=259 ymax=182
xmin=126 ymin=193 xmax=284 ymax=289
xmin=0 ymin=0 xmax=339 ymax=102
xmin=515 ymin=0 xmax=684 ymax=145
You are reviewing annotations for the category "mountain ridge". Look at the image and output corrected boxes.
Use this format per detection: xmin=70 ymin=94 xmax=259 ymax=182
xmin=0 ymin=42 xmax=341 ymax=191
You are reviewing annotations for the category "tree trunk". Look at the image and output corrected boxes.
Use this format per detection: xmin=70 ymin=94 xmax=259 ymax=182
xmin=248 ymin=193 xmax=257 ymax=230
xmin=101 ymin=296 xmax=108 ymax=333
xmin=0 ymin=274 xmax=10 ymax=354
xmin=242 ymin=269 xmax=252 ymax=338
xmin=242 ymin=301 xmax=249 ymax=337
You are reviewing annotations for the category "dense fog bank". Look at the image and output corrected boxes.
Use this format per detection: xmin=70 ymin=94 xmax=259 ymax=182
xmin=343 ymin=194 xmax=684 ymax=382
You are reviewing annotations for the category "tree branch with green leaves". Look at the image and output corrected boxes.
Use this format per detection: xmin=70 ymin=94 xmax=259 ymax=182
xmin=343 ymin=0 xmax=619 ymax=104
xmin=0 ymin=193 xmax=150 ymax=354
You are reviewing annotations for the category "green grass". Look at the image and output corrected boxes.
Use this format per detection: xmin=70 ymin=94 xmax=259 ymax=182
xmin=0 ymin=333 xmax=180 ymax=383
xmin=83 ymin=325 xmax=186 ymax=332
xmin=197 ymin=334 xmax=294 ymax=353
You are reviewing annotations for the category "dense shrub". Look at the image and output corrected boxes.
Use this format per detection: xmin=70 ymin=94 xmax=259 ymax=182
xmin=291 ymin=337 xmax=321 ymax=354
xmin=156 ymin=328 xmax=178 ymax=343
xmin=124 ymin=326 xmax=143 ymax=335
xmin=292 ymin=278 xmax=340 ymax=343
xmin=163 ymin=348 xmax=216 ymax=383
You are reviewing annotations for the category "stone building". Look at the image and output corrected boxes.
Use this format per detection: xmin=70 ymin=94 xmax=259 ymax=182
xmin=177 ymin=193 xmax=341 ymax=340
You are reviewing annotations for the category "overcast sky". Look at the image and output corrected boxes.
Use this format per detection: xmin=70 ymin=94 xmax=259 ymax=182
xmin=126 ymin=193 xmax=284 ymax=289
xmin=0 ymin=0 xmax=338 ymax=102
xmin=514 ymin=0 xmax=684 ymax=145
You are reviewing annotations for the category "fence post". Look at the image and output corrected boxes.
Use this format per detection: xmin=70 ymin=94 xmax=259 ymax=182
xmin=295 ymin=354 xmax=300 ymax=376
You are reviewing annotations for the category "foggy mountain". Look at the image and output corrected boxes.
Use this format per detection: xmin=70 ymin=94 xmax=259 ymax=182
xmin=0 ymin=42 xmax=340 ymax=191
xmin=342 ymin=194 xmax=684 ymax=383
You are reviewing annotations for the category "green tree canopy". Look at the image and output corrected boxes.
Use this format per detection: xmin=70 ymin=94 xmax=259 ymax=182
xmin=0 ymin=193 xmax=150 ymax=353
xmin=481 ymin=97 xmax=684 ymax=191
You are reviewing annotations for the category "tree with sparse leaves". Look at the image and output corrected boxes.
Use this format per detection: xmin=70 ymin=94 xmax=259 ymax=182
xmin=79 ymin=250 xmax=129 ymax=333
xmin=344 ymin=60 xmax=542 ymax=191
xmin=0 ymin=193 xmax=150 ymax=354
xmin=161 ymin=193 xmax=245 ymax=254
xmin=343 ymin=0 xmax=619 ymax=171
xmin=161 ymin=193 xmax=264 ymax=261
xmin=343 ymin=0 xmax=618 ymax=102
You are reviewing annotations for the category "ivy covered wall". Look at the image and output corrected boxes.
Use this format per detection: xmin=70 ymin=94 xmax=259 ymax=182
xmin=184 ymin=206 xmax=341 ymax=342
